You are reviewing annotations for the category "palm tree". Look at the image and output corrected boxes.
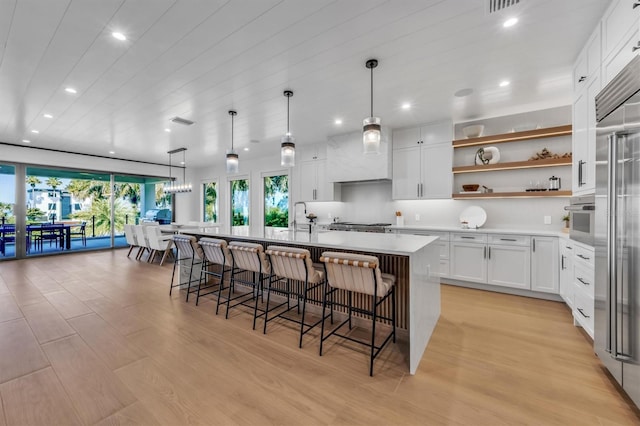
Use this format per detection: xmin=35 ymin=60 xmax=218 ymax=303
xmin=45 ymin=177 xmax=62 ymax=190
xmin=204 ymin=182 xmax=217 ymax=222
xmin=231 ymin=179 xmax=249 ymax=226
xmin=26 ymin=176 xmax=41 ymax=207
xmin=71 ymin=198 xmax=134 ymax=236
xmin=0 ymin=202 xmax=13 ymax=223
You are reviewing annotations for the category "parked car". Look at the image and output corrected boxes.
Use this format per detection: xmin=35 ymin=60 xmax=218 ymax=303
xmin=143 ymin=208 xmax=172 ymax=224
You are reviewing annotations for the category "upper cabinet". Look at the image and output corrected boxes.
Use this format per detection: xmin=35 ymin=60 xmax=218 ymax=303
xmin=326 ymin=130 xmax=391 ymax=182
xmin=296 ymin=143 xmax=340 ymax=202
xmin=601 ymin=0 xmax=640 ymax=86
xmin=392 ymin=121 xmax=452 ymax=200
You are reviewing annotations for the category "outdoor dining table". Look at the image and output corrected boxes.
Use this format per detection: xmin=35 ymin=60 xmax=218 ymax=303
xmin=27 ymin=223 xmax=72 ymax=251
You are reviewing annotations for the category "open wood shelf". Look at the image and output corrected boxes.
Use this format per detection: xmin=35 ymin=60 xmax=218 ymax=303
xmin=453 ymin=157 xmax=572 ymax=174
xmin=452 ymin=125 xmax=572 ymax=148
xmin=452 ymin=190 xmax=572 ymax=199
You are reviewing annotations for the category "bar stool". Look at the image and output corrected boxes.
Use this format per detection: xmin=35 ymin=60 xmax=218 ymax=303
xmin=197 ymin=237 xmax=233 ymax=310
xmin=263 ymin=246 xmax=325 ymax=348
xmin=319 ymin=251 xmax=396 ymax=376
xmin=169 ymin=235 xmax=204 ymax=302
xmin=226 ymin=242 xmax=271 ymax=329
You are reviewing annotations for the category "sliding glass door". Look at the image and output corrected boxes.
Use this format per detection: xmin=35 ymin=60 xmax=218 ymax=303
xmin=0 ymin=164 xmax=16 ymax=260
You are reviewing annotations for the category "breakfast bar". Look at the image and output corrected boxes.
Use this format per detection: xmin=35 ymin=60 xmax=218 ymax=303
xmin=181 ymin=228 xmax=441 ymax=374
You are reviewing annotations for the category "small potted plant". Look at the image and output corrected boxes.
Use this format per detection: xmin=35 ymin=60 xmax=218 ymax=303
xmin=562 ymin=214 xmax=570 ymax=231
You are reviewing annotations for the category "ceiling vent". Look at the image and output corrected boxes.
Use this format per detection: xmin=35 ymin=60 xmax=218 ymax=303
xmin=487 ymin=0 xmax=520 ymax=14
xmin=170 ymin=116 xmax=195 ymax=126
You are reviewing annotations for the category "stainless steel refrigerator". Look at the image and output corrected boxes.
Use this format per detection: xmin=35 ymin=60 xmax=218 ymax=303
xmin=595 ymin=55 xmax=640 ymax=408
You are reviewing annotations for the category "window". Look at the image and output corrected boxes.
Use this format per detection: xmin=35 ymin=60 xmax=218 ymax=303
xmin=230 ymin=178 xmax=249 ymax=235
xmin=264 ymin=174 xmax=288 ymax=237
xmin=203 ymin=181 xmax=217 ymax=222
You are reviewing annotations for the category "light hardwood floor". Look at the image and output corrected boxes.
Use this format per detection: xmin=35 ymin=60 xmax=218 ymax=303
xmin=0 ymin=249 xmax=639 ymax=425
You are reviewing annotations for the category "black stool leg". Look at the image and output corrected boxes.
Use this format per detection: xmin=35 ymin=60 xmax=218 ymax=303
xmin=348 ymin=291 xmax=353 ymax=330
xmin=299 ymin=279 xmax=309 ymax=348
xmin=185 ymin=259 xmax=194 ymax=302
xmin=370 ymin=294 xmax=377 ymax=377
xmin=215 ymin=267 xmax=226 ymax=315
xmin=319 ymin=281 xmax=328 ymax=356
xmin=392 ymin=287 xmax=396 ymax=343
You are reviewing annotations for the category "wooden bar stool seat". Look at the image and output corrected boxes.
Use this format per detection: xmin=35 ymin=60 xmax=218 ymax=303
xmin=319 ymin=251 xmax=396 ymax=376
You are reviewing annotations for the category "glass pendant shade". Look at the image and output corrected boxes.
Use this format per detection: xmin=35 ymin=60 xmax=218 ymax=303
xmin=363 ymin=116 xmax=381 ymax=155
xmin=280 ymin=134 xmax=295 ymax=167
xmin=226 ymin=149 xmax=239 ymax=174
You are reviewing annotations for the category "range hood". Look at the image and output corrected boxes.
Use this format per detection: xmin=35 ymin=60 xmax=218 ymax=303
xmin=326 ymin=128 xmax=391 ymax=182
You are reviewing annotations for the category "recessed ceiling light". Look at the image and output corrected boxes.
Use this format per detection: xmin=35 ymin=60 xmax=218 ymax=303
xmin=31 ymin=129 xmax=39 ymax=134
xmin=334 ymin=119 xmax=343 ymax=125
xmin=164 ymin=128 xmax=171 ymax=133
xmin=401 ymin=103 xmax=411 ymax=110
xmin=112 ymin=32 xmax=126 ymax=41
xmin=65 ymin=87 xmax=77 ymax=94
xmin=22 ymin=139 xmax=31 ymax=143
xmin=499 ymin=80 xmax=510 ymax=87
xmin=243 ymin=147 xmax=249 ymax=151
xmin=43 ymin=113 xmax=53 ymax=118
xmin=503 ymin=18 xmax=518 ymax=28
xmin=109 ymin=151 xmax=115 ymax=155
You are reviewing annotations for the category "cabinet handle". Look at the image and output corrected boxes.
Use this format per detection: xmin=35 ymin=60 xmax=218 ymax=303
xmin=417 ymin=183 xmax=420 ymax=198
xmin=561 ymin=255 xmax=565 ymax=270
xmin=577 ymin=254 xmax=590 ymax=260
xmin=633 ymin=45 xmax=640 ymax=52
xmin=634 ymin=2 xmax=640 ymax=8
xmin=577 ymin=308 xmax=590 ymax=319
xmin=460 ymin=236 xmax=475 ymax=239
xmin=566 ymin=246 xmax=573 ymax=250
xmin=532 ymin=238 xmax=536 ymax=252
xmin=488 ymin=246 xmax=491 ymax=259
xmin=577 ymin=277 xmax=590 ymax=286
xmin=500 ymin=238 xmax=516 ymax=241
xmin=421 ymin=183 xmax=424 ymax=197
xmin=578 ymin=160 xmax=586 ymax=186
xmin=578 ymin=76 xmax=587 ymax=82
xmin=484 ymin=246 xmax=487 ymax=259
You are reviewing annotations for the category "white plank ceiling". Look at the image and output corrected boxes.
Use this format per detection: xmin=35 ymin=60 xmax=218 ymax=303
xmin=0 ymin=0 xmax=609 ymax=167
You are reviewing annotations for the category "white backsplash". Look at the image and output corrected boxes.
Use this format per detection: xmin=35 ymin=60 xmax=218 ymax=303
xmin=307 ymin=181 xmax=568 ymax=231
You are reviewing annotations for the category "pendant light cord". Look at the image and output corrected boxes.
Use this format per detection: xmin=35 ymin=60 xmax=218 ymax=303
xmin=370 ymin=65 xmax=374 ymax=117
xmin=231 ymin=113 xmax=234 ymax=150
xmin=168 ymin=152 xmax=172 ymax=180
xmin=287 ymin=95 xmax=290 ymax=134
xmin=182 ymin=150 xmax=186 ymax=182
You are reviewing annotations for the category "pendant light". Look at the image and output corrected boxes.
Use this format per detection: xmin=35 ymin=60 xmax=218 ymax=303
xmin=226 ymin=110 xmax=239 ymax=174
xmin=163 ymin=147 xmax=192 ymax=193
xmin=281 ymin=90 xmax=295 ymax=167
xmin=363 ymin=58 xmax=381 ymax=155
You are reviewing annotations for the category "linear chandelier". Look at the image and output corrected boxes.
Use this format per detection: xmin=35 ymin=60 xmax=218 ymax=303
xmin=164 ymin=147 xmax=192 ymax=193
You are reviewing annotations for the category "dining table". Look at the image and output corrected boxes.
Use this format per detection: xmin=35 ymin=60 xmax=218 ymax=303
xmin=27 ymin=223 xmax=72 ymax=251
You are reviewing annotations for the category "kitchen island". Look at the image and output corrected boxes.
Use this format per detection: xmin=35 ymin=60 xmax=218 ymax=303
xmin=180 ymin=228 xmax=440 ymax=374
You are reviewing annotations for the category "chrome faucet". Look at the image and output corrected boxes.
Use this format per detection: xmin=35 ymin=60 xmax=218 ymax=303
xmin=291 ymin=201 xmax=307 ymax=230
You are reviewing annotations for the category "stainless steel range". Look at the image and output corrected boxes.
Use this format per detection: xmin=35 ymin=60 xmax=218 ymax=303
xmin=327 ymin=222 xmax=391 ymax=233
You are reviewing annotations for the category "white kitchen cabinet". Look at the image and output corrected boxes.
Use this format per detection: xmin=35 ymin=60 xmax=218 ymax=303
xmin=487 ymin=234 xmax=531 ymax=290
xmin=450 ymin=233 xmax=487 ymax=283
xmin=559 ymin=239 xmax=575 ymax=308
xmin=603 ymin=26 xmax=639 ymax=86
xmin=601 ymin=0 xmax=640 ymax=63
xmin=572 ymin=69 xmax=599 ymax=195
xmin=326 ymin=130 xmax=391 ymax=182
xmin=531 ymin=236 xmax=559 ymax=294
xmin=392 ymin=121 xmax=451 ymax=150
xmin=392 ymin=142 xmax=451 ymax=200
xmin=395 ymin=229 xmax=450 ymax=277
xmin=298 ymin=159 xmax=340 ymax=202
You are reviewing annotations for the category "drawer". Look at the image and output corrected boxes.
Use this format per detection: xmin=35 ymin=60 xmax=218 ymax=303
xmin=574 ymin=244 xmax=594 ymax=267
xmin=574 ymin=289 xmax=594 ymax=339
xmin=574 ymin=262 xmax=595 ymax=298
xmin=488 ymin=234 xmax=530 ymax=247
xmin=439 ymin=259 xmax=450 ymax=278
xmin=399 ymin=229 xmax=449 ymax=241
xmin=451 ymin=233 xmax=487 ymax=243
xmin=436 ymin=241 xmax=450 ymax=260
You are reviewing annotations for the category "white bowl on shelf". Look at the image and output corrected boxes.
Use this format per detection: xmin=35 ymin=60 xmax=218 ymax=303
xmin=462 ymin=124 xmax=484 ymax=138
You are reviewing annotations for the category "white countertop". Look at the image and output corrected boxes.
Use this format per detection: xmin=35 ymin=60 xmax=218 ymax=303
xmin=181 ymin=229 xmax=438 ymax=256
xmin=388 ymin=225 xmax=568 ymax=238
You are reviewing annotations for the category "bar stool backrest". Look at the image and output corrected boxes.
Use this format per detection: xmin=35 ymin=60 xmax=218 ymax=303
xmin=199 ymin=237 xmax=231 ymax=267
xmin=228 ymin=241 xmax=270 ymax=274
xmin=320 ymin=251 xmax=386 ymax=297
xmin=173 ymin=235 xmax=203 ymax=261
xmin=124 ymin=224 xmax=138 ymax=246
xmin=266 ymin=245 xmax=322 ymax=283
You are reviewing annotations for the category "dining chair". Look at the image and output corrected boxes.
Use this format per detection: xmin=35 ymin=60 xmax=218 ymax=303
xmin=146 ymin=225 xmax=174 ymax=266
xmin=69 ymin=221 xmax=87 ymax=246
xmin=123 ymin=224 xmax=138 ymax=257
xmin=133 ymin=225 xmax=150 ymax=260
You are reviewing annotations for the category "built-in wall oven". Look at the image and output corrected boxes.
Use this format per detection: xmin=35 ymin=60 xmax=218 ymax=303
xmin=564 ymin=195 xmax=595 ymax=245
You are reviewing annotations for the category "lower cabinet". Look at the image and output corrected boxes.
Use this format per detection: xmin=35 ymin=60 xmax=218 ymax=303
xmin=531 ymin=237 xmax=559 ymax=293
xmin=487 ymin=244 xmax=531 ymax=290
xmin=559 ymin=240 xmax=575 ymax=307
xmin=450 ymin=240 xmax=487 ymax=283
xmin=572 ymin=241 xmax=595 ymax=338
xmin=396 ymin=229 xmax=450 ymax=277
